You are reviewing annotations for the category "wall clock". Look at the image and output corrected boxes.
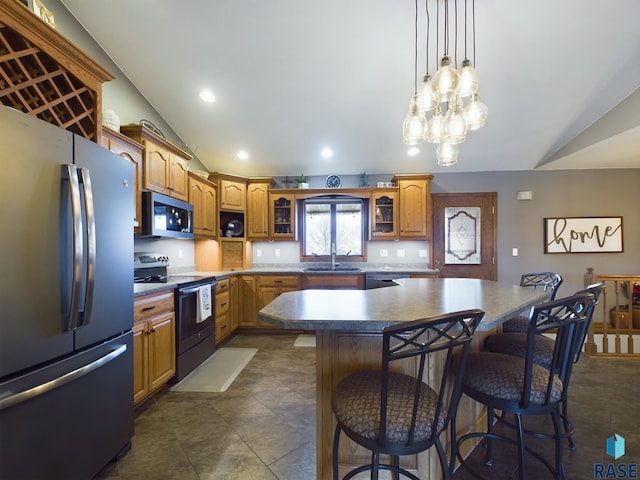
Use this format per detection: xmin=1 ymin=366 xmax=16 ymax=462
xmin=326 ymin=175 xmax=342 ymax=188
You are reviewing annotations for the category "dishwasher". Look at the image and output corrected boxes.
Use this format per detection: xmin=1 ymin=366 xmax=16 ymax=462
xmin=365 ymin=272 xmax=410 ymax=289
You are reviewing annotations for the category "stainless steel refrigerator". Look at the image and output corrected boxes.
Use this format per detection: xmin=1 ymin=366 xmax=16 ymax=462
xmin=0 ymin=106 xmax=134 ymax=479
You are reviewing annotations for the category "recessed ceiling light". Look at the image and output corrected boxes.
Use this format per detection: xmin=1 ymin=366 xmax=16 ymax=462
xmin=407 ymin=147 xmax=420 ymax=156
xmin=199 ymin=89 xmax=216 ymax=103
xmin=320 ymin=147 xmax=334 ymax=159
xmin=236 ymin=150 xmax=249 ymax=160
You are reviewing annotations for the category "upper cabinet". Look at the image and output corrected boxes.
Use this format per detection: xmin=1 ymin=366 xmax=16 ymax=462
xmin=246 ymin=180 xmax=271 ymax=239
xmin=0 ymin=1 xmax=113 ymax=141
xmin=370 ymin=190 xmax=397 ymax=240
xmin=120 ymin=125 xmax=192 ymax=202
xmin=393 ymin=174 xmax=433 ymax=240
xmin=189 ymin=173 xmax=217 ymax=238
xmin=270 ymin=193 xmax=295 ymax=240
xmin=100 ymin=127 xmax=143 ymax=234
xmin=209 ymin=173 xmax=247 ymax=212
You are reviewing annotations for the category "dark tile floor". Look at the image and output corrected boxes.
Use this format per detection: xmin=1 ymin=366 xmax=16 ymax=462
xmin=95 ymin=333 xmax=639 ymax=480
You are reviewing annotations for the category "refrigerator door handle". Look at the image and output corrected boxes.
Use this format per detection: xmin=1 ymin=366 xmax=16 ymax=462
xmin=78 ymin=167 xmax=96 ymax=326
xmin=0 ymin=344 xmax=127 ymax=411
xmin=63 ymin=164 xmax=84 ymax=331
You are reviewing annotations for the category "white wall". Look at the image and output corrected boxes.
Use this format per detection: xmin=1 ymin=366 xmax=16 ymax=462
xmin=251 ymin=240 xmax=429 ymax=265
xmin=430 ymin=169 xmax=640 ymax=295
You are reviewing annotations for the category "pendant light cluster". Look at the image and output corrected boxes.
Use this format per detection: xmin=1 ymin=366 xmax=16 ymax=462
xmin=402 ymin=0 xmax=488 ymax=166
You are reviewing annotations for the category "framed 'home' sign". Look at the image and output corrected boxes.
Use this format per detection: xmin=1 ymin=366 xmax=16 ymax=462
xmin=544 ymin=217 xmax=623 ymax=254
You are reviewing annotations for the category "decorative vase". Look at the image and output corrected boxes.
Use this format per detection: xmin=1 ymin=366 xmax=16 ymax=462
xmin=298 ymin=182 xmax=309 ymax=189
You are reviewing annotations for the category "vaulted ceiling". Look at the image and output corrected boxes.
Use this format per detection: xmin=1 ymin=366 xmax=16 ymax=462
xmin=61 ymin=0 xmax=640 ymax=176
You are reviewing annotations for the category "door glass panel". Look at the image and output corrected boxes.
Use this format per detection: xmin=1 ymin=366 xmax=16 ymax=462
xmin=444 ymin=207 xmax=481 ymax=264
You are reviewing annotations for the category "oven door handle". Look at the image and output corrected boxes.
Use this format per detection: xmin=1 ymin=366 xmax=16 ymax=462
xmin=178 ymin=284 xmax=215 ymax=296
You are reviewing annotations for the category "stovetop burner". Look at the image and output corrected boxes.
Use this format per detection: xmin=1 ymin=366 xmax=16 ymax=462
xmin=134 ymin=274 xmax=167 ymax=283
xmin=133 ymin=265 xmax=168 ymax=283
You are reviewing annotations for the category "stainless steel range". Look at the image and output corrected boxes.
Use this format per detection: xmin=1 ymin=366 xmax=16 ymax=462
xmin=133 ymin=253 xmax=217 ymax=381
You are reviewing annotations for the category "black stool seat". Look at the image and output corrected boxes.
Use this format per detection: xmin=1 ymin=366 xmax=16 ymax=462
xmin=462 ymin=352 xmax=561 ymax=405
xmin=333 ymin=370 xmax=446 ymax=445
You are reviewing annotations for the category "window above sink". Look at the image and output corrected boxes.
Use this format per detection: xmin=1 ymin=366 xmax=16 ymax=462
xmin=301 ymin=195 xmax=367 ymax=264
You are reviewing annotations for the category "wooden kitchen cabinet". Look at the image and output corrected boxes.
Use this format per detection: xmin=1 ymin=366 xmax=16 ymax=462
xmin=239 ymin=275 xmax=258 ymax=328
xmin=371 ymin=190 xmax=397 ymax=239
xmin=303 ymin=274 xmax=365 ymax=290
xmin=220 ymin=238 xmax=245 ymax=271
xmin=133 ymin=290 xmax=176 ymax=405
xmin=121 ymin=125 xmax=192 ymax=202
xmin=229 ymin=275 xmax=239 ymax=332
xmin=209 ymin=173 xmax=247 ymax=212
xmin=189 ymin=173 xmax=217 ymax=238
xmin=393 ymin=174 xmax=433 ymax=240
xmin=100 ymin=127 xmax=143 ymax=234
xmin=215 ymin=278 xmax=233 ymax=344
xmin=246 ymin=180 xmax=271 ymax=239
xmin=270 ymin=193 xmax=296 ymax=239
xmin=256 ymin=275 xmax=301 ymax=327
xmin=0 ymin=1 xmax=113 ymax=142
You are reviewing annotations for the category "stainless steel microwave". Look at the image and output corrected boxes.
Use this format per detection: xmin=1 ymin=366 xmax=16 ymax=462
xmin=139 ymin=192 xmax=194 ymax=239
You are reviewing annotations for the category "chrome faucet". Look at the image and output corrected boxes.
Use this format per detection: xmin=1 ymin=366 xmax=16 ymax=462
xmin=331 ymin=242 xmax=337 ymax=270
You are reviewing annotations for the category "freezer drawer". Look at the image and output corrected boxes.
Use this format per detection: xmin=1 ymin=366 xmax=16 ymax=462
xmin=0 ymin=332 xmax=134 ymax=480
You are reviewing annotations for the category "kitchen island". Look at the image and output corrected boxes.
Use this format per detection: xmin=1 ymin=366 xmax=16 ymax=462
xmin=258 ymin=277 xmax=549 ymax=480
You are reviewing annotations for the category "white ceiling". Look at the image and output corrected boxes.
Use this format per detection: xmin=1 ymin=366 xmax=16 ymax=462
xmin=60 ymin=0 xmax=640 ymax=176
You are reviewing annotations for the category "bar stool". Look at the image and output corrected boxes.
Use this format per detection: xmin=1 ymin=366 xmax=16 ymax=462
xmin=331 ymin=309 xmax=484 ymax=480
xmin=502 ymin=272 xmax=563 ymax=333
xmin=453 ymin=292 xmax=596 ymax=480
xmin=484 ymin=282 xmax=605 ymax=450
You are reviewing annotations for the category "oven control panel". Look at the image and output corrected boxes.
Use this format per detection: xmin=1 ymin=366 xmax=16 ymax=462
xmin=134 ymin=252 xmax=170 ymax=269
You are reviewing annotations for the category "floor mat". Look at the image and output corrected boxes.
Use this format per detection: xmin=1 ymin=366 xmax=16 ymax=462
xmin=170 ymin=348 xmax=257 ymax=392
xmin=293 ymin=334 xmax=316 ymax=347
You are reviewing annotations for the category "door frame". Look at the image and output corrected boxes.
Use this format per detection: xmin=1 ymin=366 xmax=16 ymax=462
xmin=431 ymin=192 xmax=497 ymax=280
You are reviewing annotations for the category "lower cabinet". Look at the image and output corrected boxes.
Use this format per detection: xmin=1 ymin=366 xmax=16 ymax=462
xmin=304 ymin=274 xmax=364 ymax=290
xmin=133 ymin=290 xmax=176 ymax=405
xmin=215 ymin=277 xmax=236 ymax=345
xmin=239 ymin=275 xmax=257 ymax=328
xmin=256 ymin=275 xmax=301 ymax=327
xmin=239 ymin=275 xmax=300 ymax=328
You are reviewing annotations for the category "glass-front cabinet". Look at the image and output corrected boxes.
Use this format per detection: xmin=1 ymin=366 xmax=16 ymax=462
xmin=270 ymin=193 xmax=295 ymax=239
xmin=371 ymin=190 xmax=397 ymax=239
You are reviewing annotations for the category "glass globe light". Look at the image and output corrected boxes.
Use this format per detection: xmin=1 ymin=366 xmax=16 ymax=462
xmin=402 ymin=94 xmax=427 ymax=145
xmin=425 ymin=106 xmax=445 ymax=143
xmin=458 ymin=58 xmax=478 ymax=98
xmin=436 ymin=142 xmax=459 ymax=166
xmin=419 ymin=74 xmax=437 ymax=112
xmin=443 ymin=97 xmax=468 ymax=144
xmin=431 ymin=55 xmax=460 ymax=103
xmin=465 ymin=93 xmax=488 ymax=131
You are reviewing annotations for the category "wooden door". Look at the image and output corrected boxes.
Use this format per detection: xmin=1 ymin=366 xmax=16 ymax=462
xmin=247 ymin=182 xmax=269 ymax=238
xmin=431 ymin=192 xmax=497 ymax=280
xmin=148 ymin=312 xmax=176 ymax=391
xmin=168 ymin=154 xmax=189 ymax=201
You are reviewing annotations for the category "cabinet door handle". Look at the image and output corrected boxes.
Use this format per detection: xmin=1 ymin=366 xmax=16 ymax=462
xmin=142 ymin=305 xmax=156 ymax=312
xmin=221 ymin=302 xmax=227 ymax=307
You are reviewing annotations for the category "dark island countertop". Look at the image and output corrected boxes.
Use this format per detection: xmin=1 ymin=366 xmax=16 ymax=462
xmin=258 ymin=277 xmax=549 ymax=332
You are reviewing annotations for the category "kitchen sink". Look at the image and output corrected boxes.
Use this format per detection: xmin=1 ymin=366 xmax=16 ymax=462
xmin=304 ymin=266 xmax=362 ymax=273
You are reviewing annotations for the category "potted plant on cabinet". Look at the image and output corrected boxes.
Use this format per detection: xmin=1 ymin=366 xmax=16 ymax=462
xmin=296 ymin=173 xmax=310 ymax=189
